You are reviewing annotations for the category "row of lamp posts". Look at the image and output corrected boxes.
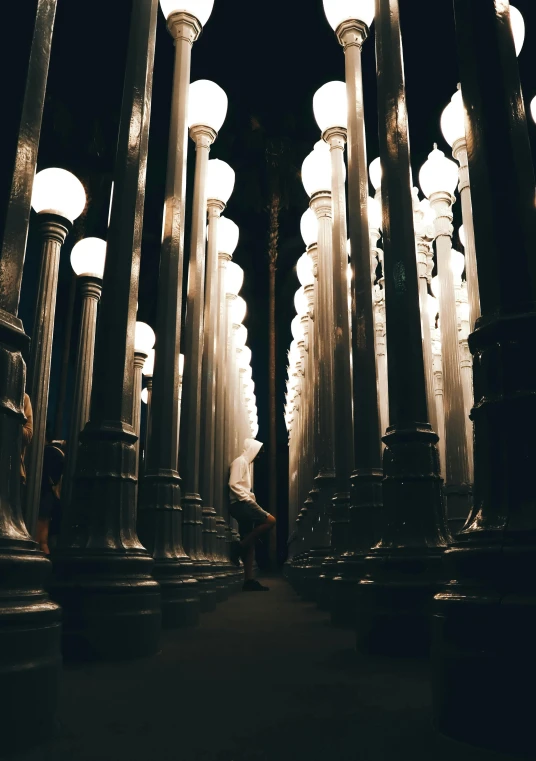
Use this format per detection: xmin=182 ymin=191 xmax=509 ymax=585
xmin=286 ymin=0 xmax=536 ymax=755
xmin=0 ymin=0 xmax=261 ymax=749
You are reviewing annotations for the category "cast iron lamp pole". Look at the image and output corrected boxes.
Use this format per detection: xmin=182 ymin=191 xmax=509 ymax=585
xmin=139 ymin=0 xmax=215 ymax=628
xmin=141 ymin=349 xmax=155 ymax=468
xmin=201 ymin=160 xmax=235 ymax=600
xmin=179 ymin=79 xmax=227 ymax=614
xmin=368 ymin=196 xmax=389 ymax=441
xmin=133 ymin=322 xmax=155 ymax=488
xmin=428 ymin=295 xmax=446 ymax=474
xmin=61 ymin=237 xmax=106 ymax=529
xmin=355 ymin=0 xmax=449 ymax=655
xmin=433 ymin=1 xmax=536 ymax=753
xmin=214 ymin=219 xmax=239 ymax=585
xmin=24 ymin=168 xmax=86 ymax=537
xmin=52 ymin=0 xmax=161 ymax=659
xmin=0 ymin=0 xmax=61 ymax=748
xmin=420 ymin=146 xmax=472 ymax=533
xmin=323 ymin=0 xmax=383 ymax=629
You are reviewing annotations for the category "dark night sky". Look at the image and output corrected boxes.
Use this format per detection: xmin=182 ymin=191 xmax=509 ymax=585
xmin=2 ymin=0 xmax=536 ymax=555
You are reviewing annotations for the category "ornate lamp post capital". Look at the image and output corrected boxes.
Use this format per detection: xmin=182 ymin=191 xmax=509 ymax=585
xmin=189 ymin=123 xmax=217 ymax=148
xmin=310 ymin=191 xmax=332 ymax=219
xmin=208 ymin=197 xmax=226 ymax=216
xmin=336 ymin=18 xmax=369 ymax=49
xmin=166 ymin=11 xmax=201 ymax=45
xmin=322 ymin=126 xmax=348 ymax=150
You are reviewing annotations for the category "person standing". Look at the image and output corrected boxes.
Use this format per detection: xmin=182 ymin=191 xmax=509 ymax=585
xmin=229 ymin=438 xmax=276 ymax=591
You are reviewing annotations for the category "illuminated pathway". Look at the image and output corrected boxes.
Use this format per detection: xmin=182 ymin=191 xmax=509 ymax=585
xmin=21 ymin=578 xmax=519 ymax=761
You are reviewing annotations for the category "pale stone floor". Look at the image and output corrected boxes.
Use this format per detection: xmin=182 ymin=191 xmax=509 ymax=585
xmin=13 ymin=577 xmax=523 ymax=761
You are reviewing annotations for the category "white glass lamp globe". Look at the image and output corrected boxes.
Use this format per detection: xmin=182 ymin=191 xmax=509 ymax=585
xmin=143 ymin=349 xmax=155 ymax=377
xmin=441 ymin=89 xmax=465 ymax=148
xmin=239 ymin=346 xmax=252 ymax=369
xmin=419 ymin=198 xmax=436 ymax=230
xmin=225 ymin=261 xmax=244 ymax=296
xmin=135 ymin=322 xmax=156 ymax=355
xmin=531 ymin=96 xmax=536 ymax=124
xmin=141 ymin=388 xmax=149 ymax=405
xmin=323 ymin=0 xmax=375 ymax=30
xmin=302 ymin=140 xmax=332 ymax=197
xmin=188 ymin=80 xmax=228 ymax=133
xmin=427 ymin=294 xmax=439 ymax=329
xmin=313 ymin=81 xmax=348 ymax=133
xmin=70 ymin=237 xmax=107 ymax=278
xmin=419 ymin=146 xmax=459 ymax=198
xmin=510 ymin=6 xmax=525 ymax=57
xmin=431 ymin=276 xmax=440 ymax=299
xmin=459 ymin=225 xmax=466 ymax=249
xmin=243 ymin=365 xmax=252 ymax=381
xmin=235 ymin=324 xmax=248 ymax=348
xmin=179 ymin=353 xmax=185 ymax=378
xmin=159 ymin=0 xmax=214 ymax=25
xmin=289 ymin=340 xmax=300 ymax=365
xmin=32 ymin=168 xmax=86 ymax=223
xmin=367 ymin=196 xmax=382 ymax=231
xmin=252 ymin=423 xmax=259 ymax=438
xmin=294 ymin=287 xmax=308 ymax=317
xmin=218 ymin=216 xmax=239 ymax=256
xmin=451 ymin=250 xmax=465 ymax=283
xmin=231 ymin=295 xmax=247 ymax=325
xmin=300 ymin=208 xmax=318 ymax=247
xmin=291 ymin=315 xmax=304 ymax=341
xmin=207 ymin=159 xmax=235 ymax=204
xmin=369 ymin=157 xmax=382 ymax=192
xmin=296 ymin=252 xmax=315 ymax=287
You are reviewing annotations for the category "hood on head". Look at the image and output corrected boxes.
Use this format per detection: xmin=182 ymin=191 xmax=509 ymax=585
xmin=243 ymin=438 xmax=263 ymax=464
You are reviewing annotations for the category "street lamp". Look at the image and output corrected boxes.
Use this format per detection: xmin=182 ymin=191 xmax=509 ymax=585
xmin=323 ymin=2 xmax=382 ymax=626
xmin=61 ymin=237 xmax=106 ymax=529
xmin=202 ymin=160 xmax=235 ymax=600
xmin=420 ymin=145 xmax=472 ymax=533
xmin=179 ymin=78 xmax=227 ymax=614
xmin=509 ymin=5 xmax=525 ymax=56
xmin=441 ymin=88 xmax=480 ymax=331
xmin=313 ymin=81 xmax=356 ymax=625
xmin=24 ymin=168 xmax=86 ymax=536
xmin=530 ymin=96 xmax=536 ymax=124
xmin=368 ymin=157 xmax=382 ymax=199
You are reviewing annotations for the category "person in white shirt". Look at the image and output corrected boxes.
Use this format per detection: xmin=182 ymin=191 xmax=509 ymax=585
xmin=228 ymin=438 xmax=276 ymax=591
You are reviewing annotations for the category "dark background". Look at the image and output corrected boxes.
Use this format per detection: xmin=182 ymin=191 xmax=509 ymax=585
xmin=1 ymin=0 xmax=536 ymax=562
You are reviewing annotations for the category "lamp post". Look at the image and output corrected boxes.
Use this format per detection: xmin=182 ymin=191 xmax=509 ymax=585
xmin=0 ymin=1 xmax=61 ymax=748
xmin=355 ymin=0 xmax=448 ymax=655
xmin=52 ymin=0 xmax=161 ymax=659
xmin=214 ymin=218 xmax=239 ymax=585
xmin=141 ymin=349 xmax=155 ymax=468
xmin=24 ymin=168 xmax=86 ymax=537
xmin=133 ymin=322 xmax=155 ymax=489
xmin=179 ymin=79 xmax=227 ymax=614
xmin=428 ymin=294 xmax=446 ymax=476
xmin=313 ymin=82 xmax=358 ymax=625
xmin=420 ymin=146 xmax=472 ymax=533
xmin=368 ymin=194 xmax=389 ymax=441
xmin=139 ymin=0 xmax=215 ymax=628
xmin=323 ymin=0 xmax=383 ymax=628
xmin=433 ymin=1 xmax=536 ymax=752
xmin=61 ymin=237 xmax=106 ymax=531
xmin=201 ymin=160 xmax=235 ymax=601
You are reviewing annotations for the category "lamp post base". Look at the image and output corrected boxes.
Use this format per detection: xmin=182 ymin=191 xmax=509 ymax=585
xmin=444 ymin=482 xmax=472 ymax=537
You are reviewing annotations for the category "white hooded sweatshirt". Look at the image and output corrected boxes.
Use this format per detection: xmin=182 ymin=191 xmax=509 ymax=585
xmin=229 ymin=438 xmax=263 ymax=504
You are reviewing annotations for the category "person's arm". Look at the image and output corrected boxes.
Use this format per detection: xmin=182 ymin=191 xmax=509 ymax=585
xmin=22 ymin=394 xmax=33 ymax=447
xmin=229 ymin=459 xmax=256 ymax=503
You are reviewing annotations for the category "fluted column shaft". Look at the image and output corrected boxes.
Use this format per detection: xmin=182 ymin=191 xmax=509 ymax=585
xmin=61 ymin=276 xmax=102 ymax=531
xmin=138 ymin=10 xmax=200 ymax=628
xmin=133 ymin=351 xmax=147 ymax=479
xmin=144 ymin=376 xmax=153 ymax=467
xmin=453 ymin=138 xmax=480 ymax=332
xmin=430 ymin=191 xmax=471 ymax=531
xmin=373 ymin=281 xmax=389 ymax=442
xmin=24 ymin=215 xmax=70 ymax=536
xmin=214 ymin=254 xmax=231 ymax=566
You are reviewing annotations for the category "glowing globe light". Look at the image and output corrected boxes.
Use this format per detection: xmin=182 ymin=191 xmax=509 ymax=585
xmin=159 ymin=0 xmax=214 ymax=26
xmin=441 ymin=89 xmax=465 ymax=148
xmin=141 ymin=388 xmax=149 ymax=405
xmin=134 ymin=322 xmax=156 ymax=355
xmin=368 ymin=196 xmax=382 ymax=231
xmin=218 ymin=216 xmax=239 ymax=256
xmin=296 ymin=252 xmax=315 ymax=287
xmin=32 ymin=168 xmax=86 ymax=223
xmin=291 ymin=315 xmax=304 ymax=341
xmin=323 ymin=0 xmax=375 ymax=30
xmin=231 ymin=295 xmax=247 ymax=325
xmin=294 ymin=287 xmax=308 ymax=317
xmin=300 ymin=209 xmax=318 ymax=247
xmin=419 ymin=145 xmax=459 ymax=198
xmin=369 ymin=157 xmax=382 ymax=192
xmin=143 ymin=349 xmax=155 ymax=377
xmin=70 ymin=237 xmax=107 ymax=278
xmin=188 ymin=79 xmax=228 ymax=133
xmin=531 ymin=96 xmax=536 ymax=125
xmin=302 ymin=140 xmax=338 ymax=197
xmin=451 ymin=250 xmax=465 ymax=283
xmin=239 ymin=346 xmax=252 ymax=369
xmin=510 ymin=5 xmax=525 ymax=56
xmin=179 ymin=353 xmax=185 ymax=378
xmin=207 ymin=159 xmax=235 ymax=204
xmin=225 ymin=261 xmax=244 ymax=295
xmin=459 ymin=225 xmax=466 ymax=249
xmin=313 ymin=81 xmax=348 ymax=133
xmin=235 ymin=324 xmax=247 ymax=348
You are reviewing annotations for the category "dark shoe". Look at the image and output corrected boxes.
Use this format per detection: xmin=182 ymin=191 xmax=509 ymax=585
xmin=230 ymin=541 xmax=242 ymax=567
xmin=242 ymin=579 xmax=270 ymax=592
